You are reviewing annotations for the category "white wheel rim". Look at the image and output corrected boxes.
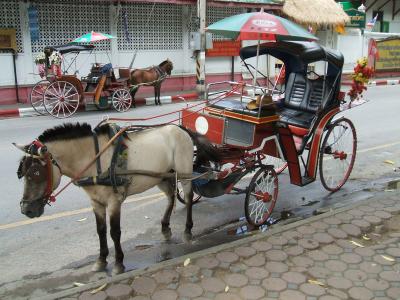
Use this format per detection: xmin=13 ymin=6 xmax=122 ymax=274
xmin=248 ymin=169 xmax=277 ymax=225
xmin=112 ymin=89 xmax=132 ymax=112
xmin=44 ymin=81 xmax=80 ymax=118
xmin=321 ymin=121 xmax=355 ymax=189
xmin=30 ymin=81 xmax=49 ymax=114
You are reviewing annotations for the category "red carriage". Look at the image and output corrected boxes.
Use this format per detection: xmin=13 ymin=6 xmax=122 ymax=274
xmin=30 ymin=44 xmax=133 ymax=118
xmin=179 ymin=40 xmax=356 ymax=226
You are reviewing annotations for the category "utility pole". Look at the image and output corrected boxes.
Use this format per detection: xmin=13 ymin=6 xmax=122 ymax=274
xmin=196 ymin=0 xmax=206 ymax=97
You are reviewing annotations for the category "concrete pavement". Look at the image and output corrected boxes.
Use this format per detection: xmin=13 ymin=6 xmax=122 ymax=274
xmin=1 ymin=76 xmax=400 ymax=119
xmin=40 ymin=189 xmax=400 ymax=300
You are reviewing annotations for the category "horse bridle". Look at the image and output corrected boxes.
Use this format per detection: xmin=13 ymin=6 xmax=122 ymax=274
xmin=19 ymin=140 xmax=61 ymax=207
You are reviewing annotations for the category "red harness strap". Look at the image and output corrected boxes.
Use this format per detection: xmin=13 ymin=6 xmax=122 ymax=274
xmin=28 ymin=139 xmax=56 ymax=203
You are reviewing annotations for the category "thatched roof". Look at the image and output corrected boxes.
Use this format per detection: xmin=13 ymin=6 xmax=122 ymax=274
xmin=282 ymin=0 xmax=350 ymax=26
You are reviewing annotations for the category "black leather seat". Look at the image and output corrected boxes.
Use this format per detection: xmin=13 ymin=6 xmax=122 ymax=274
xmin=210 ymin=99 xmax=276 ymax=118
xmin=279 ymin=73 xmax=333 ymax=128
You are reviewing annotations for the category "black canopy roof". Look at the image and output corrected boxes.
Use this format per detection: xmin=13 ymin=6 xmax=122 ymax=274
xmin=240 ymin=41 xmax=344 ymax=71
xmin=44 ymin=44 xmax=95 ymax=55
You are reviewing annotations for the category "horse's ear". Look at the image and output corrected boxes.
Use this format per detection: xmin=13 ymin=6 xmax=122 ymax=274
xmin=13 ymin=143 xmax=29 ymax=153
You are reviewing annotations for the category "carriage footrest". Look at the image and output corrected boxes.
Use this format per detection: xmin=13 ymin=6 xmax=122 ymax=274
xmin=301 ymin=176 xmax=315 ymax=186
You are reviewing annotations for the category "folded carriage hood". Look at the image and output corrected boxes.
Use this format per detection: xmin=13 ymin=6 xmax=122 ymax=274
xmin=240 ymin=41 xmax=344 ymax=69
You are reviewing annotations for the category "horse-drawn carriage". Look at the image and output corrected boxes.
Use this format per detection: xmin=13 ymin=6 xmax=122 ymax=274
xmin=30 ymin=44 xmax=133 ymax=118
xmin=16 ymin=12 xmax=360 ymax=274
xmin=180 ymin=40 xmax=356 ymax=226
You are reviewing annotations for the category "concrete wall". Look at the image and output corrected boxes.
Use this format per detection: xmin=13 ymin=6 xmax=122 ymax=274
xmin=365 ymin=0 xmax=400 ymax=33
xmin=0 ymin=1 xmax=256 ymax=103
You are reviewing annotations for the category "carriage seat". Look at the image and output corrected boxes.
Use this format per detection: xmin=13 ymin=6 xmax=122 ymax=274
xmin=209 ymin=99 xmax=276 ymax=118
xmin=279 ymin=73 xmax=334 ymax=129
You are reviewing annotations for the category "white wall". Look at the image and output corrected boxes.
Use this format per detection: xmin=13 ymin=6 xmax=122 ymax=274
xmin=334 ymin=0 xmax=400 ymax=73
xmin=0 ymin=1 xmax=247 ymax=88
xmin=365 ymin=0 xmax=400 ymax=33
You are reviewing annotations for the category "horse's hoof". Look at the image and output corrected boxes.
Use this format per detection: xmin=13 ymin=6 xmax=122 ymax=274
xmin=162 ymin=228 xmax=172 ymax=241
xmin=112 ymin=263 xmax=125 ymax=275
xmin=92 ymin=260 xmax=107 ymax=272
xmin=183 ymin=231 xmax=193 ymax=243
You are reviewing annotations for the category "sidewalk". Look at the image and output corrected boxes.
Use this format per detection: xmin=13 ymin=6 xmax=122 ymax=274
xmin=0 ymin=90 xmax=199 ymax=119
xmin=44 ymin=190 xmax=400 ymax=300
xmin=342 ymin=76 xmax=400 ymax=87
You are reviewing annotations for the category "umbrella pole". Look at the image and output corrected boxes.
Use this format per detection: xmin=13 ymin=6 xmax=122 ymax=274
xmin=253 ymin=37 xmax=260 ymax=97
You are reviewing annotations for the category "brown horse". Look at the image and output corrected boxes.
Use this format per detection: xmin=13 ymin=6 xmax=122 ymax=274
xmin=129 ymin=59 xmax=173 ymax=106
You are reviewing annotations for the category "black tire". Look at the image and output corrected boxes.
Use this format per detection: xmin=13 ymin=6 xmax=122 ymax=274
xmin=319 ymin=118 xmax=357 ymax=192
xmin=245 ymin=167 xmax=278 ymax=227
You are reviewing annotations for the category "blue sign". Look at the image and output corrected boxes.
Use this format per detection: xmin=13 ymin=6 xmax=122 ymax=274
xmin=28 ymin=6 xmax=40 ymax=41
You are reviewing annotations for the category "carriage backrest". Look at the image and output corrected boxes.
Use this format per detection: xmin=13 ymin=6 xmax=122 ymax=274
xmin=307 ymin=76 xmax=334 ymax=112
xmin=284 ymin=72 xmax=335 ymax=113
xmin=284 ymin=73 xmax=311 ymax=110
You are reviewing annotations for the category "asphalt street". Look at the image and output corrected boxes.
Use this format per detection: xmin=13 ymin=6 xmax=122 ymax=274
xmin=0 ymin=85 xmax=399 ymax=297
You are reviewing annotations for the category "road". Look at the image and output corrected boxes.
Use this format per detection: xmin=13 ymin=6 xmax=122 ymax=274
xmin=0 ymin=85 xmax=399 ymax=298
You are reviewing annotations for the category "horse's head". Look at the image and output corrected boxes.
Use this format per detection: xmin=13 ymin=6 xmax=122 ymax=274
xmin=160 ymin=59 xmax=173 ymax=75
xmin=14 ymin=141 xmax=62 ymax=218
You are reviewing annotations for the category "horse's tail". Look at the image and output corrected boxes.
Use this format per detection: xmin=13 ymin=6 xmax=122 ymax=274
xmin=179 ymin=126 xmax=221 ymax=167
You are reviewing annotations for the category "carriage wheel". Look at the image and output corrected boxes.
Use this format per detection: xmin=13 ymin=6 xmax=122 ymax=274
xmin=263 ymin=155 xmax=287 ymax=174
xmin=319 ymin=118 xmax=357 ymax=192
xmin=177 ymin=182 xmax=202 ymax=205
xmin=29 ymin=80 xmax=49 ymax=115
xmin=43 ymin=81 xmax=80 ymax=118
xmin=112 ymin=89 xmax=132 ymax=112
xmin=245 ymin=167 xmax=278 ymax=227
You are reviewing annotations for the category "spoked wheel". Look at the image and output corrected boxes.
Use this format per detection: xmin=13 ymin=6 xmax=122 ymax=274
xmin=245 ymin=167 xmax=278 ymax=227
xmin=43 ymin=81 xmax=80 ymax=118
xmin=112 ymin=89 xmax=132 ymax=112
xmin=263 ymin=155 xmax=287 ymax=174
xmin=29 ymin=80 xmax=49 ymax=115
xmin=177 ymin=182 xmax=202 ymax=205
xmin=319 ymin=118 xmax=357 ymax=192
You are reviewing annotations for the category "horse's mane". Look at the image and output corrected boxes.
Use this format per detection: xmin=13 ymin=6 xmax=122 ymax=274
xmin=38 ymin=123 xmax=110 ymax=143
xmin=159 ymin=60 xmax=172 ymax=67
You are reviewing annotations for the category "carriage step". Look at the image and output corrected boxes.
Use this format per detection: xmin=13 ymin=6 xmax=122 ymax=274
xmin=301 ymin=176 xmax=315 ymax=186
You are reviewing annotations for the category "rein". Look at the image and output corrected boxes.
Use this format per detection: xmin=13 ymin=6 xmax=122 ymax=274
xmin=27 ymin=83 xmax=243 ymax=203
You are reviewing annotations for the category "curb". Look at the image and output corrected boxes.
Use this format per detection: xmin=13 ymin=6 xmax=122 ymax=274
xmin=137 ymin=92 xmax=199 ymax=106
xmin=342 ymin=79 xmax=400 ymax=86
xmin=38 ymin=191 xmax=400 ymax=300
xmin=0 ymin=92 xmax=200 ymax=119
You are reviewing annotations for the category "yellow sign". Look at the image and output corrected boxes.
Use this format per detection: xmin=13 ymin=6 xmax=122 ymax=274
xmin=375 ymin=37 xmax=400 ymax=71
xmin=0 ymin=28 xmax=17 ymax=51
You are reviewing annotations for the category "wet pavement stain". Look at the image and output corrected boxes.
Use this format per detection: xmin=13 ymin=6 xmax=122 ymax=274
xmin=302 ymin=200 xmax=320 ymax=207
